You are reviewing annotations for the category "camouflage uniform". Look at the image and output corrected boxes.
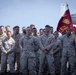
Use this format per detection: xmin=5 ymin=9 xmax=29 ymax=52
xmin=51 ymin=38 xmax=62 ymax=75
xmin=73 ymin=33 xmax=76 ymax=72
xmin=12 ymin=33 xmax=22 ymax=72
xmin=61 ymin=34 xmax=76 ymax=75
xmin=0 ymin=33 xmax=6 ymax=44
xmin=0 ymin=33 xmax=7 ymax=71
xmin=19 ymin=35 xmax=37 ymax=75
xmin=38 ymin=34 xmax=55 ymax=75
xmin=0 ymin=37 xmax=15 ymax=73
xmin=34 ymin=36 xmax=40 ymax=74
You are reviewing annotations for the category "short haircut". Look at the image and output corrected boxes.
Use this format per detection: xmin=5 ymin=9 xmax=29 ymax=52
xmin=6 ymin=31 xmax=11 ymax=34
xmin=50 ymin=26 xmax=53 ymax=28
xmin=54 ymin=31 xmax=58 ymax=33
xmin=0 ymin=25 xmax=4 ymax=28
xmin=45 ymin=25 xmax=50 ymax=28
xmin=32 ymin=27 xmax=37 ymax=30
xmin=27 ymin=26 xmax=30 ymax=28
xmin=5 ymin=25 xmax=10 ymax=28
xmin=30 ymin=24 xmax=35 ymax=29
xmin=13 ymin=26 xmax=19 ymax=30
xmin=30 ymin=24 xmax=35 ymax=27
xmin=39 ymin=28 xmax=43 ymax=31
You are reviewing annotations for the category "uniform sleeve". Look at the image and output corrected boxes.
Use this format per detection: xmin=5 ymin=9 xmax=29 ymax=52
xmin=19 ymin=37 xmax=23 ymax=51
xmin=38 ymin=36 xmax=45 ymax=51
xmin=0 ymin=39 xmax=7 ymax=53
xmin=52 ymin=39 xmax=61 ymax=50
xmin=46 ymin=36 xmax=55 ymax=51
xmin=7 ymin=39 xmax=15 ymax=53
xmin=51 ymin=40 xmax=62 ymax=54
xmin=34 ymin=37 xmax=40 ymax=52
xmin=60 ymin=36 xmax=63 ymax=49
xmin=51 ymin=43 xmax=57 ymax=51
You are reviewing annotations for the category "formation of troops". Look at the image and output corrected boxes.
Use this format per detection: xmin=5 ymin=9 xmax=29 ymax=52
xmin=0 ymin=24 xmax=76 ymax=75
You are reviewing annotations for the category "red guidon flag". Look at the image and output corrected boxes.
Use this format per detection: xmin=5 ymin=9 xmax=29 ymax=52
xmin=57 ymin=9 xmax=74 ymax=34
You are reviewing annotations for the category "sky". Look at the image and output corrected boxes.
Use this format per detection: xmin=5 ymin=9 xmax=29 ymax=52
xmin=0 ymin=0 xmax=76 ymax=32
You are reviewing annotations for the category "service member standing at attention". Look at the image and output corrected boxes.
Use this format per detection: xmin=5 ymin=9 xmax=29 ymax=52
xmin=12 ymin=26 xmax=22 ymax=72
xmin=0 ymin=31 xmax=15 ymax=73
xmin=19 ymin=27 xmax=37 ymax=75
xmin=52 ymin=31 xmax=62 ymax=75
xmin=38 ymin=25 xmax=55 ymax=75
xmin=0 ymin=26 xmax=7 ymax=67
xmin=61 ymin=29 xmax=76 ymax=75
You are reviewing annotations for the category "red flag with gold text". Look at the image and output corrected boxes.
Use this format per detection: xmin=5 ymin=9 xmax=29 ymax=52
xmin=57 ymin=9 xmax=74 ymax=34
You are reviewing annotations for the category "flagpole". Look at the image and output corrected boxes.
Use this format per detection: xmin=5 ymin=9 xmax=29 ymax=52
xmin=66 ymin=4 xmax=68 ymax=8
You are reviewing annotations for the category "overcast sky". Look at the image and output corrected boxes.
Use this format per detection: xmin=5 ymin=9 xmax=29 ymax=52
xmin=0 ymin=0 xmax=76 ymax=32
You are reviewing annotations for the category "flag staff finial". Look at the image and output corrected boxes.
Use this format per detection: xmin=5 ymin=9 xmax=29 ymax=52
xmin=66 ymin=3 xmax=69 ymax=9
